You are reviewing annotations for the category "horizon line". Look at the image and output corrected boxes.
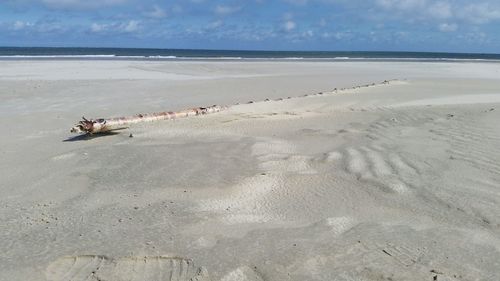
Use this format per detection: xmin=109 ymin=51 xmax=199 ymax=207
xmin=0 ymin=46 xmax=499 ymax=56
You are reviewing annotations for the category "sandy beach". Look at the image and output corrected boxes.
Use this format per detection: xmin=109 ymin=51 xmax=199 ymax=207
xmin=1 ymin=60 xmax=500 ymax=281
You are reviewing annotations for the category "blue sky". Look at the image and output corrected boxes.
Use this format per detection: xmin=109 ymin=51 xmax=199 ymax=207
xmin=1 ymin=0 xmax=499 ymax=52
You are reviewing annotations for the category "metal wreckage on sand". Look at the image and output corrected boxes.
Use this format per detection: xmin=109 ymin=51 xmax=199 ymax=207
xmin=70 ymin=105 xmax=227 ymax=134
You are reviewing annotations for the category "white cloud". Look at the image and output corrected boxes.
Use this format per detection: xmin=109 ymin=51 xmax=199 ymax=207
xmin=376 ymin=0 xmax=427 ymax=11
xmin=11 ymin=20 xmax=33 ymax=30
xmin=143 ymin=5 xmax=167 ymax=19
xmin=208 ymin=20 xmax=223 ymax=29
xmin=5 ymin=20 xmax=66 ymax=33
xmin=459 ymin=3 xmax=500 ymax=24
xmin=456 ymin=31 xmax=489 ymax=45
xmin=438 ymin=22 xmax=457 ymax=32
xmin=90 ymin=23 xmax=104 ymax=32
xmin=428 ymin=1 xmax=452 ymax=19
xmin=304 ymin=30 xmax=314 ymax=37
xmin=214 ymin=5 xmax=241 ymax=15
xmin=123 ymin=20 xmax=139 ymax=32
xmin=40 ymin=0 xmax=127 ymax=9
xmin=321 ymin=30 xmax=353 ymax=40
xmin=333 ymin=31 xmax=353 ymax=40
xmin=89 ymin=20 xmax=140 ymax=34
xmin=284 ymin=20 xmax=296 ymax=31
xmin=375 ymin=0 xmax=500 ymax=25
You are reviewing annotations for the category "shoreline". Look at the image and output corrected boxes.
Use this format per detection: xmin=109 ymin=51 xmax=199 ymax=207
xmin=2 ymin=47 xmax=500 ymax=62
xmin=2 ymin=56 xmax=500 ymax=63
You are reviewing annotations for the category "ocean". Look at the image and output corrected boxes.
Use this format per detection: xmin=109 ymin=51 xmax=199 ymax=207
xmin=1 ymin=47 xmax=499 ymax=62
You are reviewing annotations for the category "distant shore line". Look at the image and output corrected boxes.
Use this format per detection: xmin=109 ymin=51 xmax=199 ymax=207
xmin=1 ymin=47 xmax=499 ymax=62
xmin=1 ymin=55 xmax=500 ymax=63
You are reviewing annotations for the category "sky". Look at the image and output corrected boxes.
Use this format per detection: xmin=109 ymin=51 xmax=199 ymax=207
xmin=1 ymin=0 xmax=500 ymax=53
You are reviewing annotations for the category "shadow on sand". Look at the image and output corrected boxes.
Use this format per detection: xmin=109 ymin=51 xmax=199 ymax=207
xmin=63 ymin=132 xmax=121 ymax=142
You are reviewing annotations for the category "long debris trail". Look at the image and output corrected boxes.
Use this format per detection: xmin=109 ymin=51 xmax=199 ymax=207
xmin=70 ymin=80 xmax=396 ymax=135
xmin=70 ymin=105 xmax=227 ymax=134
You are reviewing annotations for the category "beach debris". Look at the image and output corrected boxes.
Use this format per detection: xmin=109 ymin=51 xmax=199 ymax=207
xmin=70 ymin=105 xmax=227 ymax=134
xmin=382 ymin=249 xmax=393 ymax=257
xmin=70 ymin=80 xmax=397 ymax=135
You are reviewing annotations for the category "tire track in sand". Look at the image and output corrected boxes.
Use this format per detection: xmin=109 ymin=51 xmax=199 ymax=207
xmin=46 ymin=256 xmax=209 ymax=281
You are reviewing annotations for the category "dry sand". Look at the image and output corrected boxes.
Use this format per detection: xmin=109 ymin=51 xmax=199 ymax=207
xmin=1 ymin=60 xmax=500 ymax=281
